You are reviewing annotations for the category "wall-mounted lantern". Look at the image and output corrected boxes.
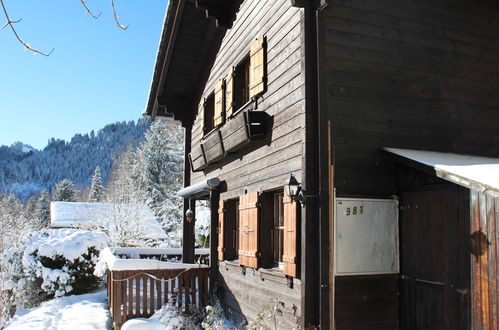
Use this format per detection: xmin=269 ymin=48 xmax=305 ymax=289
xmin=186 ymin=209 xmax=194 ymax=223
xmin=284 ymin=174 xmax=305 ymax=205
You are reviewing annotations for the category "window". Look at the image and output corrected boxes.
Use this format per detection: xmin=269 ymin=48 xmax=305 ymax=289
xmin=216 ymin=188 xmax=298 ymax=277
xmin=261 ymin=189 xmax=285 ymax=268
xmin=203 ymin=92 xmax=215 ymax=135
xmin=225 ymin=36 xmax=266 ymax=119
xmin=225 ymin=199 xmax=239 ymax=261
xmin=272 ymin=192 xmax=285 ymax=266
xmin=233 ymin=55 xmax=250 ymax=111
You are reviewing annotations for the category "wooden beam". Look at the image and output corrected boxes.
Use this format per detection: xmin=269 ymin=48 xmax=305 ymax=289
xmin=209 ymin=189 xmax=220 ymax=290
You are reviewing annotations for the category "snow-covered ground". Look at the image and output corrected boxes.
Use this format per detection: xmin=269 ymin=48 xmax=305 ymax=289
xmin=4 ymin=290 xmax=111 ymax=330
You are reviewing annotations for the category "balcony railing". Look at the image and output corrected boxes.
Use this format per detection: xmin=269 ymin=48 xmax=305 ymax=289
xmin=101 ymin=248 xmax=210 ymax=326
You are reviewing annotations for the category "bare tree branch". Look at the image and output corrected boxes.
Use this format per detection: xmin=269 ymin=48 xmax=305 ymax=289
xmin=0 ymin=0 xmax=54 ymax=56
xmin=110 ymin=0 xmax=128 ymax=30
xmin=79 ymin=0 xmax=101 ymax=19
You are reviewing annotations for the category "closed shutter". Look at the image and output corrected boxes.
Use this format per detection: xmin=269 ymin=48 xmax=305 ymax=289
xmin=283 ymin=196 xmax=298 ymax=277
xmin=214 ymin=80 xmax=224 ymax=126
xmin=217 ymin=200 xmax=225 ymax=261
xmin=225 ymin=67 xmax=234 ymax=118
xmin=249 ymin=36 xmax=266 ymax=98
xmin=238 ymin=192 xmax=259 ymax=268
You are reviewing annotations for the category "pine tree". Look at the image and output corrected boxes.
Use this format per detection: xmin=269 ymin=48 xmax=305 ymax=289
xmin=130 ymin=120 xmax=184 ymax=239
xmin=52 ymin=179 xmax=76 ymax=202
xmin=35 ymin=190 xmax=50 ymax=227
xmin=89 ymin=166 xmax=104 ymax=202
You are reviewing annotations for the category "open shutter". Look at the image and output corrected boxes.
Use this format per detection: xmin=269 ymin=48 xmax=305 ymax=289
xmin=225 ymin=67 xmax=234 ymax=118
xmin=200 ymin=99 xmax=206 ymax=138
xmin=214 ymin=80 xmax=224 ymax=126
xmin=238 ymin=192 xmax=259 ymax=268
xmin=283 ymin=196 xmax=298 ymax=277
xmin=217 ymin=200 xmax=225 ymax=261
xmin=249 ymin=36 xmax=266 ymax=98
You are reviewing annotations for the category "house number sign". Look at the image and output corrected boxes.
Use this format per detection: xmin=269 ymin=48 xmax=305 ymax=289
xmin=344 ymin=205 xmax=364 ymax=216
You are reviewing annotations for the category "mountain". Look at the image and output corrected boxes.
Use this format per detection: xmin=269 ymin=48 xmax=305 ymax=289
xmin=0 ymin=119 xmax=150 ymax=199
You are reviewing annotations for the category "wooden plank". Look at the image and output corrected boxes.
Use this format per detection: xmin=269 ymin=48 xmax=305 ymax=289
xmin=202 ymin=130 xmax=224 ymax=164
xmin=143 ymin=275 xmax=148 ymax=316
xmin=283 ymin=195 xmax=298 ymax=277
xmin=486 ymin=195 xmax=498 ymax=330
xmin=214 ymin=79 xmax=224 ymax=126
xmin=164 ymin=272 xmax=172 ymax=304
xmin=218 ymin=200 xmax=225 ymax=260
xmin=135 ymin=275 xmax=140 ymax=316
xmin=149 ymin=274 xmax=155 ymax=316
xmin=157 ymin=275 xmax=163 ymax=310
xmin=191 ymin=269 xmax=197 ymax=308
xmin=127 ymin=273 xmax=133 ymax=317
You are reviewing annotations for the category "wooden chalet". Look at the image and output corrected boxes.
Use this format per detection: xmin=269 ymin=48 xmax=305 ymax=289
xmin=144 ymin=0 xmax=499 ymax=328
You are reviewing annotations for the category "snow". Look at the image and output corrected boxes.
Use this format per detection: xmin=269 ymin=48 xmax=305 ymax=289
xmin=94 ymin=247 xmax=208 ymax=276
xmin=384 ymin=148 xmax=499 ymax=194
xmin=4 ymin=290 xmax=111 ymax=330
xmin=50 ymin=202 xmax=167 ymax=240
xmin=195 ymin=205 xmax=211 ymax=237
xmin=23 ymin=229 xmax=108 ymax=262
xmin=113 ymin=247 xmax=209 ymax=256
xmin=3 ymin=228 xmax=108 ymax=297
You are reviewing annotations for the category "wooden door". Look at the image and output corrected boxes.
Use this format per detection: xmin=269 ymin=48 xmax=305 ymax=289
xmin=399 ymin=183 xmax=470 ymax=330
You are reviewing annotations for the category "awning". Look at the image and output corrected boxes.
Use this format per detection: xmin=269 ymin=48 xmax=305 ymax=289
xmin=382 ymin=148 xmax=499 ymax=196
xmin=176 ymin=178 xmax=221 ymax=198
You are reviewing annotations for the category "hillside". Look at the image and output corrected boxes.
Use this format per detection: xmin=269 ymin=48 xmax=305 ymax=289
xmin=0 ymin=119 xmax=150 ymax=199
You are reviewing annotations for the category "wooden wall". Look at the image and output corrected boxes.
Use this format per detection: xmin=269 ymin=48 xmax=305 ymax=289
xmin=322 ymin=0 xmax=499 ymax=196
xmin=471 ymin=191 xmax=499 ymax=330
xmin=189 ymin=0 xmax=305 ymax=326
xmin=321 ymin=1 xmax=499 ymax=328
xmin=191 ymin=0 xmax=305 ymax=199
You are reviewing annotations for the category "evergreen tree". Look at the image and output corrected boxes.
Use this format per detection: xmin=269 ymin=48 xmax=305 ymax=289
xmin=130 ymin=120 xmax=184 ymax=237
xmin=89 ymin=166 xmax=104 ymax=202
xmin=35 ymin=190 xmax=50 ymax=227
xmin=52 ymin=179 xmax=76 ymax=202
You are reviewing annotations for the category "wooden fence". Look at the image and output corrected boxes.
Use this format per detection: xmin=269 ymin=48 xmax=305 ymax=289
xmin=107 ymin=266 xmax=210 ymax=325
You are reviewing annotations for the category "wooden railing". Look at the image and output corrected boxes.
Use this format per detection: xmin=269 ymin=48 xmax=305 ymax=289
xmin=112 ymin=247 xmax=210 ymax=265
xmin=107 ymin=266 xmax=210 ymax=325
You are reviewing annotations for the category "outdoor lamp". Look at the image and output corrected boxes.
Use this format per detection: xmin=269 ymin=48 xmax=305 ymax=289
xmin=284 ymin=174 xmax=303 ymax=203
xmin=186 ymin=209 xmax=194 ymax=223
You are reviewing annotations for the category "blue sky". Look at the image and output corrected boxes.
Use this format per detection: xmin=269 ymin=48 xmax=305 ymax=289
xmin=0 ymin=0 xmax=168 ymax=150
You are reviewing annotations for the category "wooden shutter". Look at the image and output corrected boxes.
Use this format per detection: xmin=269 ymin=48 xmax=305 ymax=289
xmin=249 ymin=36 xmax=266 ymax=98
xmin=225 ymin=67 xmax=234 ymax=118
xmin=217 ymin=200 xmax=225 ymax=261
xmin=200 ymin=100 xmax=206 ymax=138
xmin=214 ymin=80 xmax=224 ymax=126
xmin=238 ymin=192 xmax=259 ymax=268
xmin=283 ymin=196 xmax=298 ymax=277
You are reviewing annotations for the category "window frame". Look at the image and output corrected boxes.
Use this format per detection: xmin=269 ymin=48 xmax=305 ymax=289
xmin=203 ymin=92 xmax=216 ymax=136
xmin=224 ymin=198 xmax=240 ymax=261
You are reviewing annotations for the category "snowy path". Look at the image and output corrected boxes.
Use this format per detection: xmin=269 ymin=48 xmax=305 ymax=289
xmin=5 ymin=290 xmax=111 ymax=330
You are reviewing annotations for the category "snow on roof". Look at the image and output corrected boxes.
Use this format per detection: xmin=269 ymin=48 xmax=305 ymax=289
xmin=50 ymin=202 xmax=167 ymax=239
xmin=384 ymin=148 xmax=499 ymax=196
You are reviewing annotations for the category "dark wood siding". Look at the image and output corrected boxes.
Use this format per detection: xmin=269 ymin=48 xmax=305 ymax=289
xmin=399 ymin=181 xmax=471 ymax=330
xmin=471 ymin=191 xmax=499 ymax=330
xmin=189 ymin=0 xmax=305 ymax=326
xmin=323 ymin=0 xmax=499 ymax=196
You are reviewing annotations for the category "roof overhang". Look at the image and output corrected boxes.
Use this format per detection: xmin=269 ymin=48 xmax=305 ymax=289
xmin=382 ymin=147 xmax=499 ymax=197
xmin=177 ymin=177 xmax=221 ymax=198
xmin=143 ymin=0 xmax=242 ymax=124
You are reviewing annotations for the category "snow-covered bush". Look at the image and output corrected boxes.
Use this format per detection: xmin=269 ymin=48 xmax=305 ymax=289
xmin=0 ymin=193 xmax=41 ymax=325
xmin=1 ymin=229 xmax=108 ymax=308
